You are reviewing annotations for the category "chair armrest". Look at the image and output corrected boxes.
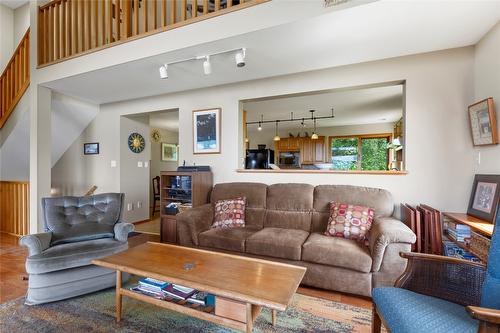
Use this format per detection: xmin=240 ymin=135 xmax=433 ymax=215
xmin=466 ymin=306 xmax=500 ymax=325
xmin=114 ymin=222 xmax=135 ymax=242
xmin=19 ymin=232 xmax=53 ymax=256
xmin=369 ymin=217 xmax=416 ymax=271
xmin=176 ymin=204 xmax=213 ymax=246
xmin=396 ymin=252 xmax=487 ymax=306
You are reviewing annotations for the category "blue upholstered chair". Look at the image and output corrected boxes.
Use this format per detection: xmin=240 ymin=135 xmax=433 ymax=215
xmin=372 ymin=206 xmax=500 ymax=333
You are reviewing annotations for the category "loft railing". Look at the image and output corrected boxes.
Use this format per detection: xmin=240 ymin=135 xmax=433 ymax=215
xmin=0 ymin=181 xmax=30 ymax=236
xmin=38 ymin=0 xmax=268 ymax=67
xmin=0 ymin=29 xmax=30 ymax=129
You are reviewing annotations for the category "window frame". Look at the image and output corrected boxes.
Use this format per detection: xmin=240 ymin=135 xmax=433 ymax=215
xmin=328 ymin=133 xmax=393 ymax=171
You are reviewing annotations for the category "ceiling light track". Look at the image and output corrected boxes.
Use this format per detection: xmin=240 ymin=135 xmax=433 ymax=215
xmin=246 ymin=108 xmax=335 ymax=126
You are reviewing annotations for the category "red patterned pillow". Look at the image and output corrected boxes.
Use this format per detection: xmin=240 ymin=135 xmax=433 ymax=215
xmin=325 ymin=202 xmax=374 ymax=242
xmin=211 ymin=197 xmax=246 ymax=229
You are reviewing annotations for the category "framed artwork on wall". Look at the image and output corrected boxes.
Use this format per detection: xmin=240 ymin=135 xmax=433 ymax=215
xmin=162 ymin=143 xmax=178 ymax=161
xmin=83 ymin=142 xmax=99 ymax=155
xmin=193 ymin=108 xmax=221 ymax=154
xmin=128 ymin=132 xmax=146 ymax=153
xmin=468 ymin=98 xmax=498 ymax=146
xmin=467 ymin=174 xmax=500 ymax=223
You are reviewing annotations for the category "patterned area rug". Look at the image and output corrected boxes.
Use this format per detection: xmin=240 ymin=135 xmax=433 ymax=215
xmin=0 ymin=288 xmax=373 ymax=333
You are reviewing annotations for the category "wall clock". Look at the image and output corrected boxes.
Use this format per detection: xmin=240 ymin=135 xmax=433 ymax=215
xmin=128 ymin=132 xmax=145 ymax=153
xmin=151 ymin=128 xmax=162 ymax=143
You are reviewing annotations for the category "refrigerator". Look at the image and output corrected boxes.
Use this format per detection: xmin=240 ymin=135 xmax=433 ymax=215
xmin=245 ymin=149 xmax=275 ymax=169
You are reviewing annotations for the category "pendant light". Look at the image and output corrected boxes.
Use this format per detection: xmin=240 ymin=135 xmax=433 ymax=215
xmin=258 ymin=115 xmax=263 ymax=131
xmin=273 ymin=120 xmax=280 ymax=141
xmin=310 ymin=110 xmax=318 ymax=140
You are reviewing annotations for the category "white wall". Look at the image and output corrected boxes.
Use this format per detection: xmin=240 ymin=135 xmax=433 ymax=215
xmin=13 ymin=3 xmax=30 ymax=46
xmin=473 ymin=22 xmax=500 ymax=175
xmin=53 ymin=47 xmax=479 ymax=219
xmin=0 ymin=4 xmax=14 ymax=72
xmin=150 ymin=127 xmax=178 ymax=208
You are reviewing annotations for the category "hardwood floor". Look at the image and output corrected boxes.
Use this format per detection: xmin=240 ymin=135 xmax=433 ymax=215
xmin=0 ymin=233 xmax=371 ymax=309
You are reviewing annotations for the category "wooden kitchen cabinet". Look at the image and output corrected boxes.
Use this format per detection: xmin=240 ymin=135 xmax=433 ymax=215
xmin=300 ymin=137 xmax=325 ymax=164
xmin=314 ymin=139 xmax=325 ymax=163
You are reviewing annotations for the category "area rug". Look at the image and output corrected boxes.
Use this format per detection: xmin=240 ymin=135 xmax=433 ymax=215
xmin=0 ymin=288 xmax=373 ymax=333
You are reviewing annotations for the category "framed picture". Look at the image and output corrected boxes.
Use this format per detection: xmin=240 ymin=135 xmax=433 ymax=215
xmin=468 ymin=98 xmax=498 ymax=146
xmin=161 ymin=143 xmax=178 ymax=161
xmin=83 ymin=142 xmax=99 ymax=155
xmin=467 ymin=174 xmax=500 ymax=222
xmin=193 ymin=108 xmax=221 ymax=154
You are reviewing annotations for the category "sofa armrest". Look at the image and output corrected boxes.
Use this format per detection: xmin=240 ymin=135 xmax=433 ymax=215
xmin=114 ymin=222 xmax=135 ymax=242
xmin=176 ymin=204 xmax=213 ymax=246
xmin=19 ymin=232 xmax=53 ymax=256
xmin=369 ymin=217 xmax=416 ymax=272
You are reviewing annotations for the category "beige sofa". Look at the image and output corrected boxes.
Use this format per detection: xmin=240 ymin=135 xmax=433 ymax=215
xmin=177 ymin=183 xmax=416 ymax=297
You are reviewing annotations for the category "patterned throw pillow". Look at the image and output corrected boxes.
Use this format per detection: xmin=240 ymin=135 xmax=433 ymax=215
xmin=211 ymin=197 xmax=246 ymax=229
xmin=325 ymin=202 xmax=374 ymax=242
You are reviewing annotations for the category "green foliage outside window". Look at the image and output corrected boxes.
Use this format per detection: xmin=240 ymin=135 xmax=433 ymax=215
xmin=330 ymin=136 xmax=389 ymax=171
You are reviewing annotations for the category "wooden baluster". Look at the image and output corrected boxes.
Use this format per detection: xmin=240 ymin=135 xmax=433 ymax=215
xmin=20 ymin=45 xmax=24 ymax=87
xmin=227 ymin=0 xmax=233 ymax=7
xmin=55 ymin=2 xmax=60 ymax=60
xmin=152 ymin=0 xmax=157 ymax=29
xmin=215 ymin=0 xmax=220 ymax=11
xmin=25 ymin=34 xmax=29 ymax=82
xmin=171 ymin=0 xmax=176 ymax=24
xmin=49 ymin=5 xmax=54 ymax=61
xmin=133 ymin=0 xmax=139 ymax=35
xmin=143 ymin=0 xmax=148 ymax=33
xmin=161 ymin=0 xmax=166 ymax=27
xmin=192 ymin=0 xmax=197 ymax=18
xmin=181 ymin=0 xmax=186 ymax=21
xmin=79 ymin=0 xmax=84 ymax=51
xmin=107 ymin=0 xmax=112 ymax=43
xmin=62 ymin=0 xmax=66 ymax=58
xmin=86 ymin=0 xmax=91 ymax=50
xmin=123 ymin=0 xmax=131 ymax=38
xmin=73 ymin=0 xmax=78 ymax=54
xmin=38 ymin=8 xmax=43 ymax=65
xmin=93 ymin=0 xmax=98 ymax=48
xmin=203 ymin=0 xmax=208 ymax=14
xmin=115 ymin=0 xmax=121 ymax=41
xmin=67 ymin=0 xmax=72 ymax=56
xmin=101 ymin=0 xmax=105 ymax=45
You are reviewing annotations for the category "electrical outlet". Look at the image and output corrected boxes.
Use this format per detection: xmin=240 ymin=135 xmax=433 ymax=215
xmin=127 ymin=203 xmax=133 ymax=211
xmin=144 ymin=161 xmax=149 ymax=168
xmin=111 ymin=160 xmax=117 ymax=168
xmin=137 ymin=201 xmax=142 ymax=208
xmin=138 ymin=161 xmax=143 ymax=168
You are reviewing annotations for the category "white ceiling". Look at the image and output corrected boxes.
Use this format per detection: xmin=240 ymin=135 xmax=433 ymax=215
xmin=149 ymin=110 xmax=180 ymax=132
xmin=44 ymin=0 xmax=500 ymax=104
xmin=244 ymin=84 xmax=402 ymax=130
xmin=0 ymin=0 xmax=27 ymax=9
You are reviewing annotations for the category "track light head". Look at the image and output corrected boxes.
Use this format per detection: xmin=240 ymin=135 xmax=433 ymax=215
xmin=258 ymin=122 xmax=262 ymax=131
xmin=203 ymin=56 xmax=212 ymax=75
xmin=235 ymin=48 xmax=246 ymax=68
xmin=159 ymin=64 xmax=168 ymax=79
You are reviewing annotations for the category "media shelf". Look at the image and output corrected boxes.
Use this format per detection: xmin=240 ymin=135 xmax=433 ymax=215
xmin=160 ymin=171 xmax=212 ymax=243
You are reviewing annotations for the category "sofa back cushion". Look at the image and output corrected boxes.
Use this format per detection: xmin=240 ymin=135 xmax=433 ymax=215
xmin=265 ymin=183 xmax=314 ymax=231
xmin=312 ymin=185 xmax=393 ymax=233
xmin=42 ymin=193 xmax=124 ymax=245
xmin=210 ymin=182 xmax=267 ymax=228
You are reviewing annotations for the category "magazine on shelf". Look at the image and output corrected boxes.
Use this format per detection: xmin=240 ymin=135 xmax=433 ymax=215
xmin=163 ymin=284 xmax=196 ymax=300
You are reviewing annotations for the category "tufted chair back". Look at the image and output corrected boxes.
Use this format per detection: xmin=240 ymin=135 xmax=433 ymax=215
xmin=42 ymin=193 xmax=124 ymax=245
xmin=480 ymin=205 xmax=500 ymax=309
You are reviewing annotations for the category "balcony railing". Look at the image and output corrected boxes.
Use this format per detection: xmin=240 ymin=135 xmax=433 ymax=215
xmin=0 ymin=29 xmax=30 ymax=129
xmin=38 ymin=0 xmax=267 ymax=67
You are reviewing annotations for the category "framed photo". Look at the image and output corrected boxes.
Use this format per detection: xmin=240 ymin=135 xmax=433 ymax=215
xmin=467 ymin=174 xmax=500 ymax=222
xmin=161 ymin=143 xmax=178 ymax=161
xmin=83 ymin=142 xmax=99 ymax=155
xmin=193 ymin=108 xmax=221 ymax=154
xmin=468 ymin=98 xmax=498 ymax=146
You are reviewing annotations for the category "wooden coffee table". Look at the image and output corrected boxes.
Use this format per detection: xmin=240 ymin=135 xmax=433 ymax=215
xmin=92 ymin=242 xmax=306 ymax=332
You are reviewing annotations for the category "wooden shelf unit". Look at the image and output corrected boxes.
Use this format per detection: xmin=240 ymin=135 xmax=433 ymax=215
xmin=160 ymin=171 xmax=212 ymax=243
xmin=442 ymin=212 xmax=494 ymax=237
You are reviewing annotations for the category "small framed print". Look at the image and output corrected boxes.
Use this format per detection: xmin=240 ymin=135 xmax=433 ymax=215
xmin=193 ymin=108 xmax=221 ymax=154
xmin=467 ymin=174 xmax=500 ymax=223
xmin=468 ymin=98 xmax=498 ymax=146
xmin=83 ymin=142 xmax=99 ymax=155
xmin=161 ymin=143 xmax=178 ymax=161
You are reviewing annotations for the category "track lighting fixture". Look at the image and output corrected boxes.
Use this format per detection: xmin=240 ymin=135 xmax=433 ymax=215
xmin=158 ymin=47 xmax=246 ymax=79
xmin=273 ymin=120 xmax=280 ymax=141
xmin=310 ymin=110 xmax=318 ymax=139
xmin=258 ymin=115 xmax=263 ymax=131
xmin=159 ymin=64 xmax=168 ymax=79
xmin=203 ymin=56 xmax=212 ymax=75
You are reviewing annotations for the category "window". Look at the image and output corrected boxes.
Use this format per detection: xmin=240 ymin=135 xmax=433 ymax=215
xmin=329 ymin=134 xmax=391 ymax=171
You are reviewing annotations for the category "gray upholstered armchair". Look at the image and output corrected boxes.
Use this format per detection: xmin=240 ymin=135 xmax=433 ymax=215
xmin=20 ymin=193 xmax=134 ymax=305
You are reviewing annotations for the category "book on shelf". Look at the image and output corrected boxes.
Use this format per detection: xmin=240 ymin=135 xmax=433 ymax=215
xmin=139 ymin=278 xmax=170 ymax=291
xmin=173 ymin=284 xmax=195 ymax=294
xmin=163 ymin=284 xmax=196 ymax=300
xmin=443 ymin=240 xmax=480 ymax=262
xmin=187 ymin=291 xmax=208 ymax=305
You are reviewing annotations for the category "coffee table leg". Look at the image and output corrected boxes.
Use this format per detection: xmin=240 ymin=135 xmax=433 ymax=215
xmin=246 ymin=303 xmax=253 ymax=333
xmin=272 ymin=309 xmax=277 ymax=326
xmin=116 ymin=270 xmax=122 ymax=322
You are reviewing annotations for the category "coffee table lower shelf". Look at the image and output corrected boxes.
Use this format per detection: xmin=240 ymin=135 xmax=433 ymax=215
xmin=116 ymin=271 xmax=269 ymax=332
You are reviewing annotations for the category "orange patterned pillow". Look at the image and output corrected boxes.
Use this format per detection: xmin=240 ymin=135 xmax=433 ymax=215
xmin=211 ymin=197 xmax=246 ymax=229
xmin=325 ymin=202 xmax=374 ymax=242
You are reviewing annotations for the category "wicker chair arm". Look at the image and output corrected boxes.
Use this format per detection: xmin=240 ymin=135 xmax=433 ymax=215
xmin=466 ymin=306 xmax=500 ymax=325
xmin=395 ymin=252 xmax=487 ymax=306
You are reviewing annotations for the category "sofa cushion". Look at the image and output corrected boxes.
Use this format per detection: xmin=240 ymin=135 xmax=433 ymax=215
xmin=246 ymin=227 xmax=309 ymax=260
xmin=212 ymin=197 xmax=246 ymax=229
xmin=265 ymin=184 xmax=314 ymax=231
xmin=198 ymin=227 xmax=260 ymax=252
xmin=373 ymin=287 xmax=479 ymax=333
xmin=26 ymin=238 xmax=128 ymax=274
xmin=42 ymin=193 xmax=124 ymax=245
xmin=210 ymin=182 xmax=267 ymax=228
xmin=312 ymin=185 xmax=393 ymax=233
xmin=325 ymin=202 xmax=374 ymax=242
xmin=302 ymin=233 xmax=373 ymax=273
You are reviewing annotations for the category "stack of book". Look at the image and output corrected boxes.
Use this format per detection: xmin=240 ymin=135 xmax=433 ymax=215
xmin=163 ymin=284 xmax=197 ymax=300
xmin=134 ymin=278 xmax=170 ymax=298
xmin=443 ymin=240 xmax=480 ymax=262
xmin=447 ymin=223 xmax=471 ymax=243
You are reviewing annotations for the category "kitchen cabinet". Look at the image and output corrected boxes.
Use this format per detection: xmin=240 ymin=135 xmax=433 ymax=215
xmin=275 ymin=137 xmax=301 ymax=151
xmin=300 ymin=137 xmax=325 ymax=164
